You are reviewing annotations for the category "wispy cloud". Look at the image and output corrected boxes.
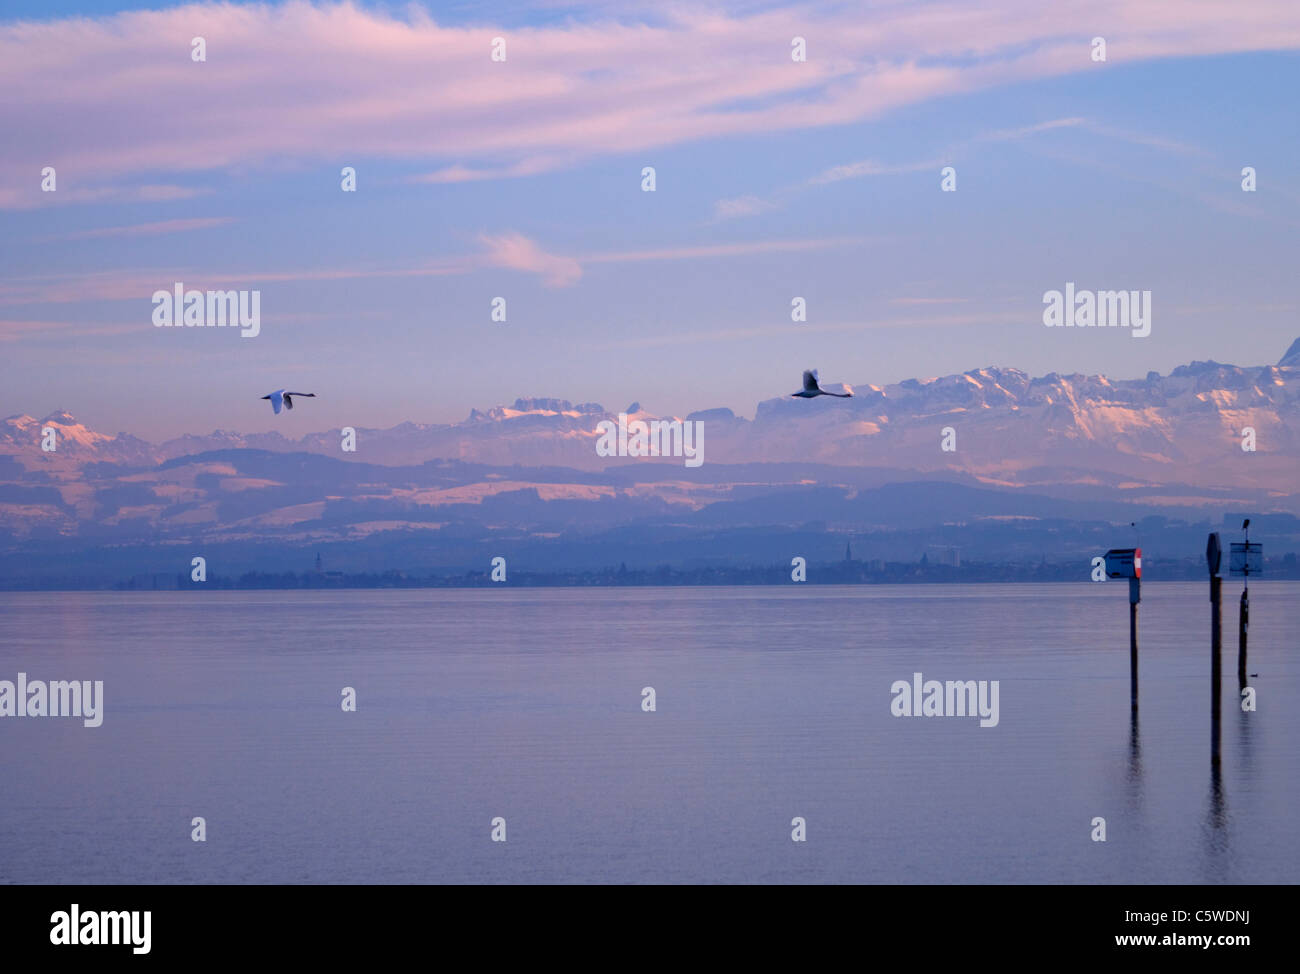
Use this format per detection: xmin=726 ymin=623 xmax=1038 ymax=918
xmin=1019 ymin=141 xmax=1300 ymax=227
xmin=706 ymin=111 xmax=1242 ymax=223
xmin=58 ymin=217 xmax=235 ymax=241
xmin=0 ymin=232 xmax=865 ymax=306
xmin=477 ymin=231 xmax=583 ymax=286
xmin=414 ymin=157 xmax=570 ymax=184
xmin=808 ymin=158 xmax=941 ymax=185
xmin=976 ymin=117 xmax=1087 ymax=144
xmin=711 ymin=195 xmax=778 ymax=220
xmin=710 ymin=115 xmax=1084 ymax=218
xmin=2 ymin=1 xmax=1297 ymax=206
xmin=0 ymin=319 xmax=60 ymax=341
xmin=1077 ymin=122 xmax=1209 ymax=157
xmin=0 ymin=319 xmax=141 ymax=342
xmin=808 ymin=117 xmax=1087 ymax=186
xmin=0 ymin=182 xmax=211 ymax=210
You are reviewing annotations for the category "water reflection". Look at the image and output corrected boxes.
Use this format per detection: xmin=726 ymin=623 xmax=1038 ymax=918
xmin=1126 ymin=706 xmax=1142 ymax=812
xmin=1200 ymin=759 xmax=1230 ymax=875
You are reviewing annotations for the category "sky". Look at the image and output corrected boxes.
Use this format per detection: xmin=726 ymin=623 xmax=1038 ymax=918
xmin=1 ymin=0 xmax=1298 ymax=439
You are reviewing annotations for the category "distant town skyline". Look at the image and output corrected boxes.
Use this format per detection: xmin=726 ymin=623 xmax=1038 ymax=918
xmin=2 ymin=0 xmax=1298 ymax=439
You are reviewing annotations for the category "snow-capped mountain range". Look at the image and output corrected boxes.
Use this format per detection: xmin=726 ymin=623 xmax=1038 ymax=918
xmin=6 ymin=343 xmax=1298 ymax=489
xmin=2 ymin=341 xmax=1298 ymax=560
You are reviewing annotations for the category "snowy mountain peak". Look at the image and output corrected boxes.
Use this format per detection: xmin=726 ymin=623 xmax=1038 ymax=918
xmin=467 ymin=398 xmax=608 ymax=423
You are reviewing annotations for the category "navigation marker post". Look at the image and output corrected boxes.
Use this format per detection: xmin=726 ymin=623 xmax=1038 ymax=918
xmin=1229 ymin=520 xmax=1262 ymax=689
xmin=1207 ymin=533 xmax=1222 ymax=766
xmin=1104 ymin=547 xmax=1141 ymax=710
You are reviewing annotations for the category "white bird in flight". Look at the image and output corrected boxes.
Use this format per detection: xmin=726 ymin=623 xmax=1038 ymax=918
xmin=261 ymin=389 xmax=316 ymax=414
xmin=791 ymin=369 xmax=853 ymax=399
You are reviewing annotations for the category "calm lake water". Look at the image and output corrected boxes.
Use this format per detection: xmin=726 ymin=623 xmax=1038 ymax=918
xmin=0 ymin=583 xmax=1296 ymax=884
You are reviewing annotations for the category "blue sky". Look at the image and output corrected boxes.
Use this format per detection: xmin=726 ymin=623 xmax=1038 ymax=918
xmin=1 ymin=1 xmax=1298 ymax=438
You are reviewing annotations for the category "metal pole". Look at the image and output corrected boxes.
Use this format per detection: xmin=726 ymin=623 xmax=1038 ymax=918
xmin=1238 ymin=576 xmax=1249 ymax=688
xmin=1206 ymin=533 xmax=1223 ymax=768
xmin=1129 ymin=577 xmax=1139 ymax=711
xmin=1211 ymin=573 xmax=1222 ymax=767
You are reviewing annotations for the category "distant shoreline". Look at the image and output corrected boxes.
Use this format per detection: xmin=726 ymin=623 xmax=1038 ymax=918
xmin=1 ymin=558 xmax=1295 ymax=592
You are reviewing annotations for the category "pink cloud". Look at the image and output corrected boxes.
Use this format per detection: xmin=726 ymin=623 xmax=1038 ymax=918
xmin=414 ymin=157 xmax=568 ymax=184
xmin=0 ymin=319 xmax=141 ymax=341
xmin=0 ymin=232 xmax=864 ymax=305
xmin=711 ymin=195 xmax=777 ymax=220
xmin=476 ymin=231 xmax=583 ymax=287
xmin=0 ymin=182 xmax=210 ymax=210
xmin=1 ymin=1 xmax=1297 ymax=206
xmin=60 ymin=217 xmax=235 ymax=240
